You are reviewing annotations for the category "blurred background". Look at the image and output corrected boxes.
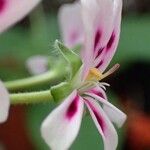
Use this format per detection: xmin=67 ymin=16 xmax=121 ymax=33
xmin=0 ymin=0 xmax=150 ymax=149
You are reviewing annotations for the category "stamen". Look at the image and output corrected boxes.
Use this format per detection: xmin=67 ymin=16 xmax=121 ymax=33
xmin=100 ymin=82 xmax=110 ymax=87
xmin=98 ymin=83 xmax=107 ymax=90
xmin=78 ymin=81 xmax=96 ymax=93
xmin=79 ymin=64 xmax=119 ymax=94
xmin=78 ymin=81 xmax=109 ymax=94
xmin=101 ymin=64 xmax=120 ymax=80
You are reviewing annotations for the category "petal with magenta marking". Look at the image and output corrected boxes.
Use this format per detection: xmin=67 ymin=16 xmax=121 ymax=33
xmin=41 ymin=90 xmax=84 ymax=150
xmin=0 ymin=0 xmax=41 ymax=33
xmin=58 ymin=1 xmax=84 ymax=48
xmin=88 ymin=86 xmax=107 ymax=100
xmin=94 ymin=0 xmax=122 ymax=71
xmin=85 ymin=92 xmax=127 ymax=128
xmin=81 ymin=0 xmax=114 ymax=71
xmin=0 ymin=0 xmax=5 ymax=12
xmin=85 ymin=98 xmax=118 ymax=150
xmin=0 ymin=80 xmax=10 ymax=123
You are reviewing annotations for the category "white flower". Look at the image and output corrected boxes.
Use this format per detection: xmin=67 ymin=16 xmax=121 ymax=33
xmin=41 ymin=0 xmax=126 ymax=150
xmin=0 ymin=0 xmax=41 ymax=33
xmin=26 ymin=55 xmax=49 ymax=75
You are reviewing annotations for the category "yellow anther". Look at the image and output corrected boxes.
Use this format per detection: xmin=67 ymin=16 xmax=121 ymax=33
xmin=85 ymin=64 xmax=120 ymax=82
xmin=86 ymin=68 xmax=103 ymax=81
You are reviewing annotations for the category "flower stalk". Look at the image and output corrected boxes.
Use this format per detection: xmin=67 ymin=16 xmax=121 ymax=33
xmin=10 ymin=90 xmax=52 ymax=105
xmin=4 ymin=67 xmax=67 ymax=91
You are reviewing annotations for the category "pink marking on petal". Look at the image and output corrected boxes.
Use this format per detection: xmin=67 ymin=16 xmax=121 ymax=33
xmin=90 ymin=89 xmax=105 ymax=99
xmin=95 ymin=47 xmax=104 ymax=59
xmin=94 ymin=30 xmax=101 ymax=50
xmin=66 ymin=95 xmax=79 ymax=120
xmin=96 ymin=60 xmax=103 ymax=69
xmin=86 ymin=100 xmax=105 ymax=132
xmin=93 ymin=110 xmax=105 ymax=132
xmin=106 ymin=32 xmax=115 ymax=50
xmin=0 ymin=0 xmax=5 ymax=13
xmin=70 ymin=31 xmax=79 ymax=44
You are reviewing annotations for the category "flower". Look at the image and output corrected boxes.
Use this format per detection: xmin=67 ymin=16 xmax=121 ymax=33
xmin=26 ymin=55 xmax=49 ymax=75
xmin=41 ymin=0 xmax=126 ymax=150
xmin=0 ymin=80 xmax=10 ymax=123
xmin=0 ymin=0 xmax=41 ymax=33
xmin=58 ymin=1 xmax=84 ymax=48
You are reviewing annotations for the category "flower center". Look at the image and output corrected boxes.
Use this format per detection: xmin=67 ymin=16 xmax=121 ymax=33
xmin=86 ymin=68 xmax=103 ymax=81
xmin=78 ymin=64 xmax=120 ymax=94
xmin=86 ymin=64 xmax=120 ymax=82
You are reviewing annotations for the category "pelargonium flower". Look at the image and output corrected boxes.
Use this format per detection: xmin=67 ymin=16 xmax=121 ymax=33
xmin=26 ymin=55 xmax=49 ymax=75
xmin=41 ymin=0 xmax=126 ymax=150
xmin=58 ymin=1 xmax=84 ymax=48
xmin=0 ymin=0 xmax=41 ymax=33
xmin=0 ymin=80 xmax=10 ymax=123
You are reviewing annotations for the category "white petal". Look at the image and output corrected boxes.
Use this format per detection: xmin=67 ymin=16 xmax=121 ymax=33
xmin=95 ymin=0 xmax=123 ymax=71
xmin=103 ymin=104 xmax=126 ymax=128
xmin=0 ymin=80 xmax=10 ymax=123
xmin=85 ymin=98 xmax=118 ymax=150
xmin=81 ymin=0 xmax=114 ymax=71
xmin=26 ymin=55 xmax=48 ymax=75
xmin=0 ymin=0 xmax=41 ymax=33
xmin=58 ymin=1 xmax=84 ymax=48
xmin=85 ymin=91 xmax=127 ymax=128
xmin=88 ymin=86 xmax=107 ymax=100
xmin=41 ymin=90 xmax=84 ymax=150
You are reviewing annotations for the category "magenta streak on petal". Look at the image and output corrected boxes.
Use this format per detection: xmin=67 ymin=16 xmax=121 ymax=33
xmin=106 ymin=32 xmax=115 ymax=50
xmin=96 ymin=60 xmax=103 ymax=69
xmin=93 ymin=110 xmax=105 ymax=132
xmin=0 ymin=0 xmax=5 ymax=13
xmin=90 ymin=89 xmax=105 ymax=99
xmin=95 ymin=47 xmax=104 ymax=59
xmin=66 ymin=95 xmax=79 ymax=120
xmin=70 ymin=31 xmax=79 ymax=44
xmin=94 ymin=30 xmax=101 ymax=50
xmin=86 ymin=100 xmax=105 ymax=132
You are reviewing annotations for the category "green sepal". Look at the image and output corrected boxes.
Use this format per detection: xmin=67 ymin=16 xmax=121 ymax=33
xmin=51 ymin=82 xmax=73 ymax=103
xmin=71 ymin=44 xmax=82 ymax=55
xmin=55 ymin=40 xmax=82 ymax=80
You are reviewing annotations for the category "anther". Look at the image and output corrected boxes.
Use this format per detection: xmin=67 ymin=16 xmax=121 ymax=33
xmin=86 ymin=68 xmax=102 ymax=81
xmin=100 ymin=64 xmax=120 ymax=80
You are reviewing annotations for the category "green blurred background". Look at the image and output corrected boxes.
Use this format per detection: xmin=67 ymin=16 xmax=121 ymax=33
xmin=0 ymin=0 xmax=150 ymax=149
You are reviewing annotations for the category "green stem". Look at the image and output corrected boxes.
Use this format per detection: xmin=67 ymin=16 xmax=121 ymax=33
xmin=4 ymin=69 xmax=65 ymax=91
xmin=10 ymin=90 xmax=52 ymax=105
